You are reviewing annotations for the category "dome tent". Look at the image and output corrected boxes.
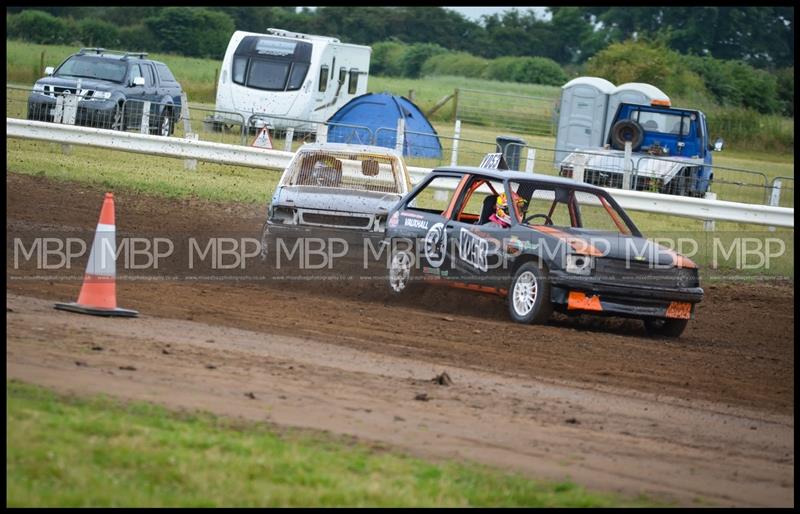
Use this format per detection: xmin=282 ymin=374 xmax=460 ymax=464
xmin=326 ymin=92 xmax=443 ymax=158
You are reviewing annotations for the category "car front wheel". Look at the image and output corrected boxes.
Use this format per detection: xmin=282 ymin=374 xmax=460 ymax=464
xmin=508 ymin=261 xmax=552 ymax=324
xmin=643 ymin=318 xmax=688 ymax=338
xmin=388 ymin=246 xmax=417 ymax=295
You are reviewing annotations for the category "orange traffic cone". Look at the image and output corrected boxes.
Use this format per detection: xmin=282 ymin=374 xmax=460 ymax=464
xmin=55 ymin=193 xmax=138 ymax=317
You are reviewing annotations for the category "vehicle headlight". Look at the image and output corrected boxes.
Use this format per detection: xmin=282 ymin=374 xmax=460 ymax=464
xmin=94 ymin=91 xmax=112 ymax=100
xmin=566 ymin=254 xmax=594 ymax=275
xmin=33 ymin=83 xmax=45 ymax=92
xmin=676 ymin=268 xmax=697 ymax=288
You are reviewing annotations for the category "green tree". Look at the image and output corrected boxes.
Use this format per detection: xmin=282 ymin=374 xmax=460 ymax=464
xmin=7 ymin=10 xmax=73 ymax=45
xmin=371 ymin=41 xmax=407 ymax=77
xmin=144 ymin=7 xmax=235 ymax=59
xmin=77 ymin=18 xmax=120 ymax=48
xmin=401 ymin=43 xmax=447 ymax=78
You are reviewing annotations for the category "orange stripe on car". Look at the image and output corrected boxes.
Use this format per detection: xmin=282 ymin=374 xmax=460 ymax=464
xmin=658 ymin=245 xmax=698 ymax=269
xmin=526 ymin=225 xmax=605 ymax=256
xmin=567 ymin=291 xmax=603 ymax=311
xmin=448 ymin=281 xmax=508 ymax=298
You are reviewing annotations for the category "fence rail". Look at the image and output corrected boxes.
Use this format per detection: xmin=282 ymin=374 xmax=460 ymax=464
xmin=7 ymin=117 xmax=794 ymax=228
xmin=7 ymin=84 xmax=792 ymax=209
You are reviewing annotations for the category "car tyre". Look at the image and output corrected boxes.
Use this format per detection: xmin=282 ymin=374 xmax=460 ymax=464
xmin=111 ymin=102 xmax=124 ymax=131
xmin=508 ymin=261 xmax=552 ymax=324
xmin=643 ymin=318 xmax=688 ymax=338
xmin=388 ymin=244 xmax=420 ymax=295
xmin=156 ymin=107 xmax=173 ymax=136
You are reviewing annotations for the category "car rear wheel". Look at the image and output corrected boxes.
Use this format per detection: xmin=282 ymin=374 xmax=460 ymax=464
xmin=643 ymin=318 xmax=688 ymax=338
xmin=508 ymin=261 xmax=552 ymax=324
xmin=156 ymin=107 xmax=173 ymax=136
xmin=111 ymin=103 xmax=124 ymax=131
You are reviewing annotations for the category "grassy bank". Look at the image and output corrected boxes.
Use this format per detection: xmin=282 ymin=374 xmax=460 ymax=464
xmin=6 ymin=380 xmax=650 ymax=507
xmin=7 ymin=39 xmax=794 ymax=154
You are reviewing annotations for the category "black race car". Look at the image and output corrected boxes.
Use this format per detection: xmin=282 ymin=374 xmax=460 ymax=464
xmin=383 ymin=167 xmax=703 ymax=338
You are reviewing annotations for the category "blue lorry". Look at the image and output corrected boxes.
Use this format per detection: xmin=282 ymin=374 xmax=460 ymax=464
xmin=555 ymin=78 xmax=723 ymax=197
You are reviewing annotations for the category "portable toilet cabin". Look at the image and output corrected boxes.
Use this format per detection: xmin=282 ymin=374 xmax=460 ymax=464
xmin=554 ymin=77 xmax=615 ymax=164
xmin=603 ymin=82 xmax=671 ymax=144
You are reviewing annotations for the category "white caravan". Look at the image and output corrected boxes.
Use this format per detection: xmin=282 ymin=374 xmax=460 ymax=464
xmin=213 ymin=28 xmax=371 ymax=132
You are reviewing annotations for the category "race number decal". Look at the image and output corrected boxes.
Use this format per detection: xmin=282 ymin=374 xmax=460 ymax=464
xmin=458 ymin=229 xmax=489 ymax=272
xmin=424 ymin=223 xmax=446 ymax=268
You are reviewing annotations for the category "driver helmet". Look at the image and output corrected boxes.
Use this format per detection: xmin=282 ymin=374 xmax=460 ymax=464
xmin=495 ymin=192 xmax=526 ymax=225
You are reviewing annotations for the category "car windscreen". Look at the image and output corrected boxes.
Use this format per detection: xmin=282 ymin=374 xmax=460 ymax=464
xmin=634 ymin=109 xmax=691 ymax=136
xmin=284 ymin=150 xmax=403 ymax=194
xmin=510 ymin=181 xmax=635 ymax=235
xmin=55 ymin=56 xmax=127 ymax=83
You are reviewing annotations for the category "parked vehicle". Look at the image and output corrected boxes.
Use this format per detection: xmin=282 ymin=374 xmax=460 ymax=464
xmin=555 ymin=77 xmax=723 ymax=197
xmin=27 ymin=47 xmax=183 ymax=136
xmin=384 ymin=166 xmax=703 ymax=337
xmin=212 ymin=28 xmax=371 ymax=133
xmin=262 ymin=142 xmax=412 ymax=248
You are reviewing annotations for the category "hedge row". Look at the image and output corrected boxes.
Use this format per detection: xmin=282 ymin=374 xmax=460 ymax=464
xmin=6 ymin=8 xmax=233 ymax=60
xmin=586 ymin=40 xmax=793 ymax=117
xmin=373 ymin=41 xmax=567 ymax=86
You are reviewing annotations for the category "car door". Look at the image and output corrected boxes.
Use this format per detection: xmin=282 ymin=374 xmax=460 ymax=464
xmin=444 ymin=176 xmax=509 ymax=286
xmin=392 ymin=174 xmax=466 ymax=280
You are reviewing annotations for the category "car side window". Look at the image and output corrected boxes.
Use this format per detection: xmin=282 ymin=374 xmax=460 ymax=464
xmin=129 ymin=64 xmax=143 ymax=84
xmin=406 ymin=175 xmax=463 ymax=215
xmin=453 ymin=178 xmax=505 ymax=225
xmin=142 ymin=64 xmax=156 ymax=87
xmin=155 ymin=63 xmax=177 ymax=83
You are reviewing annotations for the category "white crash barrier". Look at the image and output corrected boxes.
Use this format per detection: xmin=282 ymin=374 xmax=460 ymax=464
xmin=6 ymin=117 xmax=794 ymax=228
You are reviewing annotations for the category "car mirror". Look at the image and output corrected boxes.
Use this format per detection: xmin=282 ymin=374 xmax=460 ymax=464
xmin=44 ymin=66 xmax=54 ymax=76
xmin=132 ymin=76 xmax=145 ymax=87
xmin=713 ymin=137 xmax=724 ymax=152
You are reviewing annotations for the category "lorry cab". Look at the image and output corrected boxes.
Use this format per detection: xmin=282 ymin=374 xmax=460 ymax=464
xmin=611 ymin=102 xmax=705 ymax=159
xmin=555 ymin=78 xmax=721 ymax=197
xmin=214 ymin=28 xmax=371 ymax=133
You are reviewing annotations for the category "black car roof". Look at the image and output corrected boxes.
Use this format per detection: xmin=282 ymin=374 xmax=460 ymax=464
xmin=430 ymin=166 xmax=609 ymax=193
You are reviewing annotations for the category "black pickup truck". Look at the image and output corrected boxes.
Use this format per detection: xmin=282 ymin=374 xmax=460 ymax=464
xmin=27 ymin=48 xmax=183 ymax=136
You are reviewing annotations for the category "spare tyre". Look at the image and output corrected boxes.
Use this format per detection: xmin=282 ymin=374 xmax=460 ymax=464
xmin=610 ymin=119 xmax=644 ymax=151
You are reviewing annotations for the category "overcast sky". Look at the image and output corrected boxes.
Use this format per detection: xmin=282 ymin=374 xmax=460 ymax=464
xmin=445 ymin=6 xmax=549 ymax=22
xmin=297 ymin=6 xmax=550 ymax=23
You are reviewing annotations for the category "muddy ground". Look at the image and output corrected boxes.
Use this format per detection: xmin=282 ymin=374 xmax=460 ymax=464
xmin=6 ymin=174 xmax=795 ymax=506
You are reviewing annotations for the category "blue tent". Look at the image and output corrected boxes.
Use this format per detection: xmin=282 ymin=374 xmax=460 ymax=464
xmin=326 ymin=93 xmax=443 ymax=158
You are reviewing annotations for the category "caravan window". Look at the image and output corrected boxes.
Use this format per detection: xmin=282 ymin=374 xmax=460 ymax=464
xmin=232 ymin=57 xmax=247 ymax=85
xmin=287 ymin=63 xmax=309 ymax=90
xmin=247 ymin=60 xmax=290 ymax=91
xmin=232 ymin=35 xmax=312 ymax=92
xmin=348 ymin=69 xmax=359 ymax=94
xmin=338 ymin=68 xmax=346 ymax=86
xmin=318 ymin=65 xmax=329 ymax=92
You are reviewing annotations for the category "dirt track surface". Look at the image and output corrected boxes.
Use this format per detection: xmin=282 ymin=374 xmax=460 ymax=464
xmin=6 ymin=174 xmax=795 ymax=506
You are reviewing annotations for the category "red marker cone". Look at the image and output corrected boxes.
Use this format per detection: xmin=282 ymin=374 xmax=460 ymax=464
xmin=55 ymin=193 xmax=138 ymax=317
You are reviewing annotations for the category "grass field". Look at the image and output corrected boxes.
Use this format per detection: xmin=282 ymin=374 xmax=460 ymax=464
xmin=7 ymin=380 xmax=653 ymax=507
